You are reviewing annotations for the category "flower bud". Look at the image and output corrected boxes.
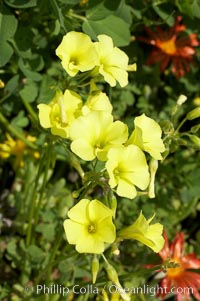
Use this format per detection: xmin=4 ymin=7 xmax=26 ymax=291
xmin=177 ymin=94 xmax=187 ymax=106
xmin=106 ymin=263 xmax=121 ymax=287
xmin=191 ymin=124 xmax=200 ymax=133
xmin=92 ymin=256 xmax=99 ymax=284
xmin=189 ymin=135 xmax=200 ymax=147
xmin=127 ymin=63 xmax=137 ymax=72
xmin=186 ymin=107 xmax=200 ymax=120
xmin=0 ymin=79 xmax=5 ymax=88
xmin=148 ymin=159 xmax=158 ymax=198
xmin=105 ymin=263 xmax=130 ymax=301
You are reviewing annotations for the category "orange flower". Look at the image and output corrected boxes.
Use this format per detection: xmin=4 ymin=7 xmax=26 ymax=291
xmin=157 ymin=231 xmax=200 ymax=301
xmin=140 ymin=16 xmax=199 ymax=78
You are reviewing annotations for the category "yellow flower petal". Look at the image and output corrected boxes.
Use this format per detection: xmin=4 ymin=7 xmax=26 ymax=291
xmin=82 ymin=91 xmax=112 ymax=115
xmin=70 ymin=139 xmax=95 ymax=161
xmin=94 ymin=34 xmax=129 ymax=87
xmin=56 ymin=31 xmax=98 ymax=76
xmin=118 ymin=212 xmax=164 ymax=253
xmin=117 ymin=178 xmax=137 ymax=199
xmin=38 ymin=89 xmax=82 ymax=138
xmin=67 ymin=199 xmax=90 ymax=224
xmin=127 ymin=114 xmax=165 ymax=160
xmin=106 ymin=145 xmax=150 ymax=199
xmin=69 ymin=111 xmax=128 ymax=161
xmin=63 ymin=199 xmax=116 ymax=254
xmin=37 ymin=104 xmax=52 ymax=128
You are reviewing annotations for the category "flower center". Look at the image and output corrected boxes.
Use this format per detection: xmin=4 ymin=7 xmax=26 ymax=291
xmin=157 ymin=38 xmax=177 ymax=55
xmin=88 ymin=223 xmax=96 ymax=233
xmin=167 ymin=258 xmax=184 ymax=278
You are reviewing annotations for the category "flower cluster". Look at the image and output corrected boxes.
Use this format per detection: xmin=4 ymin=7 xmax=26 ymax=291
xmin=55 ymin=31 xmax=136 ymax=87
xmin=37 ymin=31 xmax=165 ymax=260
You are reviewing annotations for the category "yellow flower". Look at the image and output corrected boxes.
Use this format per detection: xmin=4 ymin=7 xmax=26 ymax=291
xmin=117 ymin=211 xmax=164 ymax=253
xmin=63 ymin=199 xmax=116 ymax=254
xmin=55 ymin=31 xmax=98 ymax=77
xmin=106 ymin=145 xmax=150 ymax=199
xmin=94 ymin=35 xmax=129 ymax=87
xmin=82 ymin=91 xmax=112 ymax=115
xmin=127 ymin=114 xmax=165 ymax=160
xmin=69 ymin=111 xmax=128 ymax=161
xmin=37 ymin=89 xmax=82 ymax=138
xmin=0 ymin=133 xmax=39 ymax=168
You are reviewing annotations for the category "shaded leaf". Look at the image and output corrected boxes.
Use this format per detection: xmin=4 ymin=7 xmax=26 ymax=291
xmin=4 ymin=0 xmax=37 ymax=8
xmin=11 ymin=110 xmax=29 ymax=128
xmin=19 ymin=80 xmax=38 ymax=103
xmin=27 ymin=245 xmax=46 ymax=264
xmin=18 ymin=58 xmax=42 ymax=81
xmin=5 ymin=75 xmax=20 ymax=94
xmin=0 ymin=8 xmax=18 ymax=43
xmin=82 ymin=15 xmax=130 ymax=46
xmin=0 ymin=41 xmax=13 ymax=67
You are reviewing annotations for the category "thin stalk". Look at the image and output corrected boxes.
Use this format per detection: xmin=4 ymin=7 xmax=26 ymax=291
xmin=22 ymin=98 xmax=38 ymax=123
xmin=34 ymin=141 xmax=52 ymax=227
xmin=174 ymin=117 xmax=187 ymax=134
xmin=26 ymin=148 xmax=47 ymax=246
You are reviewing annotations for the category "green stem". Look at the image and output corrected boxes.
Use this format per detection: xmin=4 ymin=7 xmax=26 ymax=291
xmin=26 ymin=146 xmax=48 ymax=246
xmin=0 ymin=111 xmax=38 ymax=150
xmin=46 ymin=234 xmax=63 ymax=283
xmin=174 ymin=117 xmax=187 ymax=134
xmin=22 ymin=98 xmax=38 ymax=123
xmin=33 ymin=142 xmax=52 ymax=228
xmin=101 ymin=253 xmax=109 ymax=265
xmin=69 ymin=12 xmax=86 ymax=21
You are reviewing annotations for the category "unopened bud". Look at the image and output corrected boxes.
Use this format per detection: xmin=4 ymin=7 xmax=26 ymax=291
xmin=105 ymin=264 xmax=130 ymax=301
xmin=110 ymin=196 xmax=117 ymax=218
xmin=186 ymin=107 xmax=200 ymax=120
xmin=193 ymin=97 xmax=200 ymax=106
xmin=0 ymin=79 xmax=5 ymax=88
xmin=191 ymin=124 xmax=200 ymax=133
xmin=127 ymin=63 xmax=137 ymax=72
xmin=72 ymin=191 xmax=79 ymax=198
xmin=189 ymin=135 xmax=200 ymax=147
xmin=148 ymin=159 xmax=158 ymax=199
xmin=177 ymin=94 xmax=187 ymax=106
xmin=106 ymin=263 xmax=121 ymax=287
xmin=92 ymin=256 xmax=99 ymax=284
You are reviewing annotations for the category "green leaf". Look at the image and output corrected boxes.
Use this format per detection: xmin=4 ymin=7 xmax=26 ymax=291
xmin=0 ymin=8 xmax=18 ymax=43
xmin=115 ymin=0 xmax=132 ymax=25
xmin=0 ymin=42 xmax=13 ymax=67
xmin=4 ymin=0 xmax=37 ymax=8
xmin=35 ymin=224 xmax=56 ymax=241
xmin=37 ymin=75 xmax=56 ymax=104
xmin=82 ymin=15 xmax=130 ymax=46
xmin=11 ymin=111 xmax=29 ymax=128
xmin=18 ymin=58 xmax=42 ymax=81
xmin=153 ymin=5 xmax=175 ymax=26
xmin=86 ymin=0 xmax=121 ymax=20
xmin=5 ymin=75 xmax=20 ymax=94
xmin=19 ymin=80 xmax=38 ymax=103
xmin=27 ymin=245 xmax=46 ymax=264
xmin=176 ymin=0 xmax=200 ymax=18
xmin=50 ymin=0 xmax=66 ymax=30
